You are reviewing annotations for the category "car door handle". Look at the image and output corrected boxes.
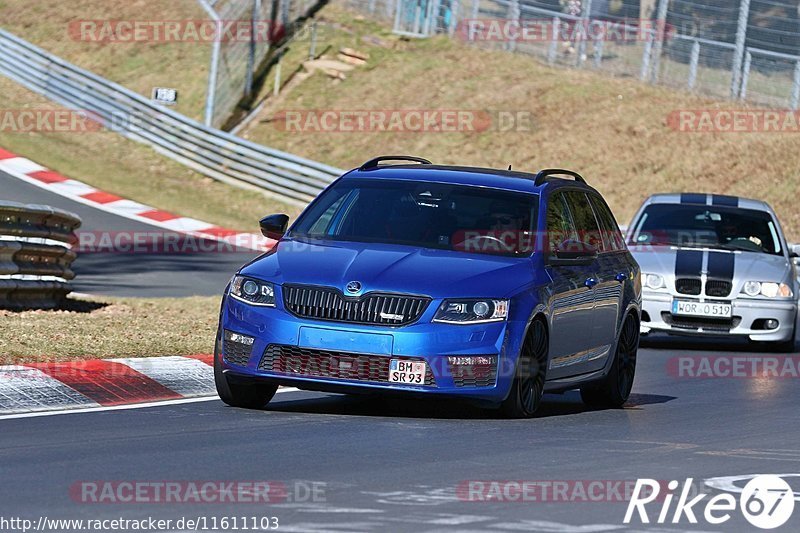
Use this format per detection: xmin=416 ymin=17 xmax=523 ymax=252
xmin=584 ymin=277 xmax=598 ymax=288
xmin=615 ymin=272 xmax=628 ymax=282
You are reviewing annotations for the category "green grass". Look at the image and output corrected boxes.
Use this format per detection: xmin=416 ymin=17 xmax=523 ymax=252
xmin=0 ymin=295 xmax=219 ymax=363
xmin=0 ymin=0 xmax=211 ymax=121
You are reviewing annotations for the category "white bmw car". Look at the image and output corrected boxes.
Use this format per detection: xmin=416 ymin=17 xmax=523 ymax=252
xmin=627 ymin=193 xmax=799 ymax=350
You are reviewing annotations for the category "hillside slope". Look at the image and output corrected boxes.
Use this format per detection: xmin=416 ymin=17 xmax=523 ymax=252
xmin=0 ymin=0 xmax=210 ymax=120
xmin=243 ymin=2 xmax=800 ymax=237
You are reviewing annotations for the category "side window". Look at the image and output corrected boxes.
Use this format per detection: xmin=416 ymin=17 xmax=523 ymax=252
xmin=589 ymin=195 xmax=625 ymax=251
xmin=564 ymin=191 xmax=603 ymax=251
xmin=546 ymin=192 xmax=577 ymax=253
xmin=309 ymin=190 xmax=353 ymax=235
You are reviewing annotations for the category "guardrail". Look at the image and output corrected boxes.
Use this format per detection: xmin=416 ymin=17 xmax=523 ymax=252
xmin=0 ymin=28 xmax=343 ymax=205
xmin=0 ymin=202 xmax=81 ymax=309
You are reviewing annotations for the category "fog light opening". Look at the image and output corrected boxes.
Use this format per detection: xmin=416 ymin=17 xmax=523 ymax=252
xmin=751 ymin=319 xmax=780 ymax=331
xmin=225 ymin=330 xmax=255 ymax=345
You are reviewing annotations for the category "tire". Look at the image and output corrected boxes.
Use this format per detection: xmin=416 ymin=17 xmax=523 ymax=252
xmin=214 ymin=338 xmax=278 ymax=409
xmin=500 ymin=319 xmax=548 ymax=419
xmin=580 ymin=314 xmax=639 ymax=409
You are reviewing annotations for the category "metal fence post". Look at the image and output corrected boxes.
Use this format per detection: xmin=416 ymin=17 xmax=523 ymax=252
xmin=687 ymin=39 xmax=700 ymax=90
xmin=648 ymin=0 xmax=669 ymax=83
xmin=507 ymin=0 xmax=520 ymax=52
xmin=281 ymin=0 xmax=290 ymax=28
xmin=730 ymin=0 xmax=751 ymax=98
xmin=427 ymin=0 xmax=439 ymax=36
xmin=791 ymin=60 xmax=800 ymax=111
xmin=273 ymin=57 xmax=282 ymax=97
xmin=640 ymin=29 xmax=654 ymax=81
xmin=448 ymin=0 xmax=460 ymax=36
xmin=308 ymin=21 xmax=317 ymax=60
xmin=470 ymin=0 xmax=479 ymax=20
xmin=393 ymin=0 xmax=403 ymax=33
xmin=593 ymin=34 xmax=604 ymax=68
xmin=739 ymin=50 xmax=752 ymax=99
xmin=576 ymin=0 xmax=593 ymax=67
xmin=547 ymin=16 xmax=559 ymax=65
xmin=198 ymin=0 xmax=221 ymax=127
xmin=245 ymin=0 xmax=261 ymax=97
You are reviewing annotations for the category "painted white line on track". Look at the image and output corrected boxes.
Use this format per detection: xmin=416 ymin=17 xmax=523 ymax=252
xmin=0 ymin=387 xmax=301 ymax=421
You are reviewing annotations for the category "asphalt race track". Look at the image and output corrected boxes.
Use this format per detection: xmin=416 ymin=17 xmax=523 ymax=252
xmin=2 ymin=338 xmax=799 ymax=532
xmin=1 ymin=170 xmax=259 ymax=297
xmin=4 ymin=171 xmax=800 ymax=532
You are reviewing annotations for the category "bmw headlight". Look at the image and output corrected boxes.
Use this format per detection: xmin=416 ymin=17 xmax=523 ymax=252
xmin=433 ymin=299 xmax=509 ymax=324
xmin=741 ymin=281 xmax=793 ymax=298
xmin=641 ymin=273 xmax=666 ymax=290
xmin=230 ymin=275 xmax=276 ymax=306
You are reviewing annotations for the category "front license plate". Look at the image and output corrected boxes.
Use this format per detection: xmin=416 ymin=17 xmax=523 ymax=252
xmin=672 ymin=300 xmax=732 ymax=318
xmin=389 ymin=360 xmax=426 ymax=384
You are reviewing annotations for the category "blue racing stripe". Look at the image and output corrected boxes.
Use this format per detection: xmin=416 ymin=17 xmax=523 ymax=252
xmin=675 ymin=249 xmax=704 ymax=278
xmin=711 ymin=195 xmax=739 ymax=207
xmin=680 ymin=193 xmax=707 ymax=205
xmin=707 ymin=251 xmax=735 ymax=281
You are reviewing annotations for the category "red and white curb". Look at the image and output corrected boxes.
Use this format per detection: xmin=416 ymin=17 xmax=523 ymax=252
xmin=0 ymin=355 xmax=216 ymax=415
xmin=0 ymin=147 xmax=273 ymax=252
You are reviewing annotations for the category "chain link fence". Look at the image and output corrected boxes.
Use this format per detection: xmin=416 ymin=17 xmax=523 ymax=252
xmin=346 ymin=0 xmax=800 ymax=109
xmin=199 ymin=0 xmax=321 ymax=128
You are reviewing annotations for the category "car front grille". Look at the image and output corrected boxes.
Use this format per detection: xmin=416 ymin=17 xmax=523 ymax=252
xmin=258 ymin=344 xmax=437 ymax=386
xmin=662 ymin=312 xmax=742 ymax=332
xmin=223 ymin=335 xmax=252 ymax=367
xmin=283 ymin=285 xmax=430 ymax=326
xmin=705 ymin=280 xmax=732 ymax=297
xmin=676 ymin=278 xmax=702 ymax=295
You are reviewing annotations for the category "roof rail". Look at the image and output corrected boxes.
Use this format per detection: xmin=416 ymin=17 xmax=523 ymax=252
xmin=533 ymin=168 xmax=586 ymax=186
xmin=359 ymin=156 xmax=432 ymax=171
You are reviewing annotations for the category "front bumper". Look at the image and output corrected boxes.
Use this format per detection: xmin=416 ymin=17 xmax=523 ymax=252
xmin=641 ymin=291 xmax=797 ymax=341
xmin=218 ymin=295 xmax=528 ymax=403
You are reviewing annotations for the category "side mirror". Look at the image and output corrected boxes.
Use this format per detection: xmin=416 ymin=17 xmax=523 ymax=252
xmin=549 ymin=240 xmax=598 ymax=266
xmin=259 ymin=214 xmax=289 ymax=240
xmin=790 ymin=243 xmax=800 ymax=258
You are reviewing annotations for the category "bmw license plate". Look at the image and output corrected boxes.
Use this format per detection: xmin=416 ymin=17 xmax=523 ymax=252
xmin=672 ymin=300 xmax=732 ymax=318
xmin=389 ymin=360 xmax=426 ymax=384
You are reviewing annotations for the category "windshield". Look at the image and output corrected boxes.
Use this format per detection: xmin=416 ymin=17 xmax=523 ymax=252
xmin=290 ymin=179 xmax=538 ymax=256
xmin=630 ymin=204 xmax=783 ymax=255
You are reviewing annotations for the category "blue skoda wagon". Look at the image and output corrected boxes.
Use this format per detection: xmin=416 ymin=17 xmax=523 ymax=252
xmin=216 ymin=156 xmax=641 ymax=417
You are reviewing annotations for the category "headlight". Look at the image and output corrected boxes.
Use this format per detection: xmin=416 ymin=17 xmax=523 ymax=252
xmin=230 ymin=275 xmax=276 ymax=306
xmin=743 ymin=281 xmax=761 ymax=296
xmin=741 ymin=281 xmax=793 ymax=298
xmin=433 ymin=299 xmax=509 ymax=324
xmin=641 ymin=273 xmax=666 ymax=290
